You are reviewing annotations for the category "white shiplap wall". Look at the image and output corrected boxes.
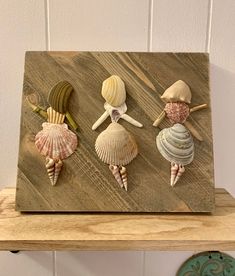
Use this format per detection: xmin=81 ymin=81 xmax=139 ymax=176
xmin=0 ymin=0 xmax=235 ymax=275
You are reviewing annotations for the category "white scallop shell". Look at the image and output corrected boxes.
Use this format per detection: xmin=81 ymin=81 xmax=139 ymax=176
xmin=95 ymin=122 xmax=138 ymax=166
xmin=35 ymin=122 xmax=78 ymax=160
xmin=161 ymin=80 xmax=192 ymax=104
xmin=156 ymin=123 xmax=194 ymax=165
xmin=101 ymin=75 xmax=126 ymax=107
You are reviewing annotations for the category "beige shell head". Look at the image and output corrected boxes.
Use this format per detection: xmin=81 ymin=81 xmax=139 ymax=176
xmin=101 ymin=75 xmax=126 ymax=107
xmin=95 ymin=122 xmax=138 ymax=166
xmin=161 ymin=80 xmax=192 ymax=104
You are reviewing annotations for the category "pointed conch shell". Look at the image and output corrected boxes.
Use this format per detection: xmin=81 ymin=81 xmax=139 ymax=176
xmin=35 ymin=122 xmax=78 ymax=160
xmin=45 ymin=157 xmax=63 ymax=186
xmin=109 ymin=165 xmax=123 ymax=188
xmin=120 ymin=166 xmax=128 ymax=191
xmin=101 ymin=75 xmax=126 ymax=107
xmin=161 ymin=80 xmax=192 ymax=104
xmin=95 ymin=122 xmax=138 ymax=166
xmin=156 ymin=123 xmax=194 ymax=165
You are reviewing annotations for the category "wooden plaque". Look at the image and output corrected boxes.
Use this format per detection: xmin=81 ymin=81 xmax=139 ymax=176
xmin=16 ymin=52 xmax=214 ymax=212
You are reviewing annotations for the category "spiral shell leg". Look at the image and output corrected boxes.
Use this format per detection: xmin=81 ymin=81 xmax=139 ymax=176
xmin=170 ymin=163 xmax=179 ymax=186
xmin=173 ymin=164 xmax=185 ymax=186
xmin=109 ymin=165 xmax=123 ymax=188
xmin=120 ymin=166 xmax=128 ymax=191
xmin=53 ymin=159 xmax=63 ymax=186
xmin=46 ymin=157 xmax=55 ymax=186
xmin=45 ymin=157 xmax=63 ymax=186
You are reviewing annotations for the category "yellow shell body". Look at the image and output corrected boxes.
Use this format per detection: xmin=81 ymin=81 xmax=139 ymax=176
xmin=161 ymin=80 xmax=192 ymax=104
xmin=101 ymin=75 xmax=126 ymax=107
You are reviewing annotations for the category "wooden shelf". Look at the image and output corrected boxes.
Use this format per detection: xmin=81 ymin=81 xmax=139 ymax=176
xmin=0 ymin=187 xmax=235 ymax=251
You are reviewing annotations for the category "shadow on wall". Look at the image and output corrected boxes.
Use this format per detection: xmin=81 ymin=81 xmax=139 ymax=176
xmin=56 ymin=251 xmax=143 ymax=276
xmin=210 ymin=64 xmax=235 ymax=196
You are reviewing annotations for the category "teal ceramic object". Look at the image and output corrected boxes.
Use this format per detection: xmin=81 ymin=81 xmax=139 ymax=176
xmin=177 ymin=251 xmax=235 ymax=276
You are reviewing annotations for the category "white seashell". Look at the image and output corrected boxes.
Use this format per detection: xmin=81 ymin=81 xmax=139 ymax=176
xmin=173 ymin=164 xmax=185 ymax=186
xmin=161 ymin=80 xmax=192 ymax=104
xmin=120 ymin=166 xmax=128 ymax=191
xmin=35 ymin=122 xmax=78 ymax=160
xmin=45 ymin=157 xmax=55 ymax=186
xmin=156 ymin=123 xmax=194 ymax=165
xmin=101 ymin=75 xmax=126 ymax=107
xmin=95 ymin=122 xmax=138 ymax=166
xmin=109 ymin=165 xmax=123 ymax=188
xmin=104 ymin=102 xmax=127 ymax=122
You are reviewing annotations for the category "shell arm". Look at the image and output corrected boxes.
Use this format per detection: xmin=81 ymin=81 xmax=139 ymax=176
xmin=190 ymin=103 xmax=207 ymax=113
xmin=120 ymin=114 xmax=143 ymax=128
xmin=65 ymin=111 xmax=78 ymax=130
xmin=153 ymin=110 xmax=166 ymax=127
xmin=92 ymin=111 xmax=109 ymax=130
xmin=184 ymin=120 xmax=203 ymax=141
xmin=26 ymin=98 xmax=48 ymax=119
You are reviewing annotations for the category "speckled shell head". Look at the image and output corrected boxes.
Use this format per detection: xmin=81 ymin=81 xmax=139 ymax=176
xmin=101 ymin=75 xmax=126 ymax=107
xmin=95 ymin=122 xmax=138 ymax=166
xmin=156 ymin=123 xmax=194 ymax=165
xmin=161 ymin=80 xmax=192 ymax=104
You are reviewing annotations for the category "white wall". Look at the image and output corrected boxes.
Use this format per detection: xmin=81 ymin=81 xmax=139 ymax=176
xmin=0 ymin=0 xmax=234 ymax=275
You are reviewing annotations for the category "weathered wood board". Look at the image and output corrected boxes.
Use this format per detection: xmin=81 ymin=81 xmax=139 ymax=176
xmin=16 ymin=52 xmax=214 ymax=212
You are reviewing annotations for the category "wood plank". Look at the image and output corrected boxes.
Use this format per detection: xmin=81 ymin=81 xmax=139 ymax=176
xmin=0 ymin=187 xmax=235 ymax=251
xmin=49 ymin=0 xmax=149 ymax=51
xmin=15 ymin=52 xmax=214 ymax=212
xmin=151 ymin=0 xmax=209 ymax=51
xmin=0 ymin=0 xmax=46 ymax=189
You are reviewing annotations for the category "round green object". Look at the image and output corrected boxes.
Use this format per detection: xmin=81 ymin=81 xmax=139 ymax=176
xmin=177 ymin=251 xmax=235 ymax=276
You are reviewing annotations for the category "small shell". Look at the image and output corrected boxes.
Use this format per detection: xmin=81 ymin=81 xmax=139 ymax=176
xmin=47 ymin=107 xmax=65 ymax=124
xmin=109 ymin=165 xmax=123 ymax=188
xmin=47 ymin=80 xmax=74 ymax=114
xmin=35 ymin=122 xmax=78 ymax=160
xmin=164 ymin=102 xmax=190 ymax=123
xmin=101 ymin=75 xmax=126 ymax=107
xmin=156 ymin=123 xmax=194 ymax=165
xmin=45 ymin=157 xmax=55 ymax=185
xmin=95 ymin=122 xmax=138 ymax=166
xmin=120 ymin=166 xmax=128 ymax=191
xmin=45 ymin=158 xmax=63 ymax=186
xmin=161 ymin=80 xmax=192 ymax=104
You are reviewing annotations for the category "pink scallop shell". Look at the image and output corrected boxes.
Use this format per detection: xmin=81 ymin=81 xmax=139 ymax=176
xmin=35 ymin=123 xmax=78 ymax=160
xmin=164 ymin=102 xmax=190 ymax=124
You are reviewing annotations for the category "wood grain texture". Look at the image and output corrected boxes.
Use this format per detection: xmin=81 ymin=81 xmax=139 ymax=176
xmin=1 ymin=187 xmax=235 ymax=251
xmin=16 ymin=52 xmax=214 ymax=212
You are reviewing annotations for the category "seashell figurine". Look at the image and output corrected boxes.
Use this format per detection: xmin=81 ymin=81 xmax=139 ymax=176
xmin=95 ymin=122 xmax=138 ymax=191
xmin=92 ymin=75 xmax=143 ymax=130
xmin=156 ymin=123 xmax=194 ymax=186
xmin=153 ymin=80 xmax=207 ymax=141
xmin=28 ymin=81 xmax=78 ymax=186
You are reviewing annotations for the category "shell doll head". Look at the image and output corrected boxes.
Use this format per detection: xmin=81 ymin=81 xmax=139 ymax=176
xmin=92 ymin=75 xmax=143 ymax=130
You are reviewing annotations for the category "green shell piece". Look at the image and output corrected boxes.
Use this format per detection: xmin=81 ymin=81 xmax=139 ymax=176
xmin=48 ymin=81 xmax=74 ymax=114
xmin=177 ymin=251 xmax=235 ymax=276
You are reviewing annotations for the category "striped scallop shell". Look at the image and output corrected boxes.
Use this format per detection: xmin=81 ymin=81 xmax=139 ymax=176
xmin=164 ymin=102 xmax=190 ymax=123
xmin=156 ymin=123 xmax=194 ymax=165
xmin=95 ymin=122 xmax=138 ymax=166
xmin=35 ymin=122 xmax=78 ymax=160
xmin=101 ymin=75 xmax=126 ymax=107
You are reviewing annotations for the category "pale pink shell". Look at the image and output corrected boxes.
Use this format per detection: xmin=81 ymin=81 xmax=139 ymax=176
xmin=164 ymin=102 xmax=190 ymax=123
xmin=35 ymin=123 xmax=78 ymax=160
